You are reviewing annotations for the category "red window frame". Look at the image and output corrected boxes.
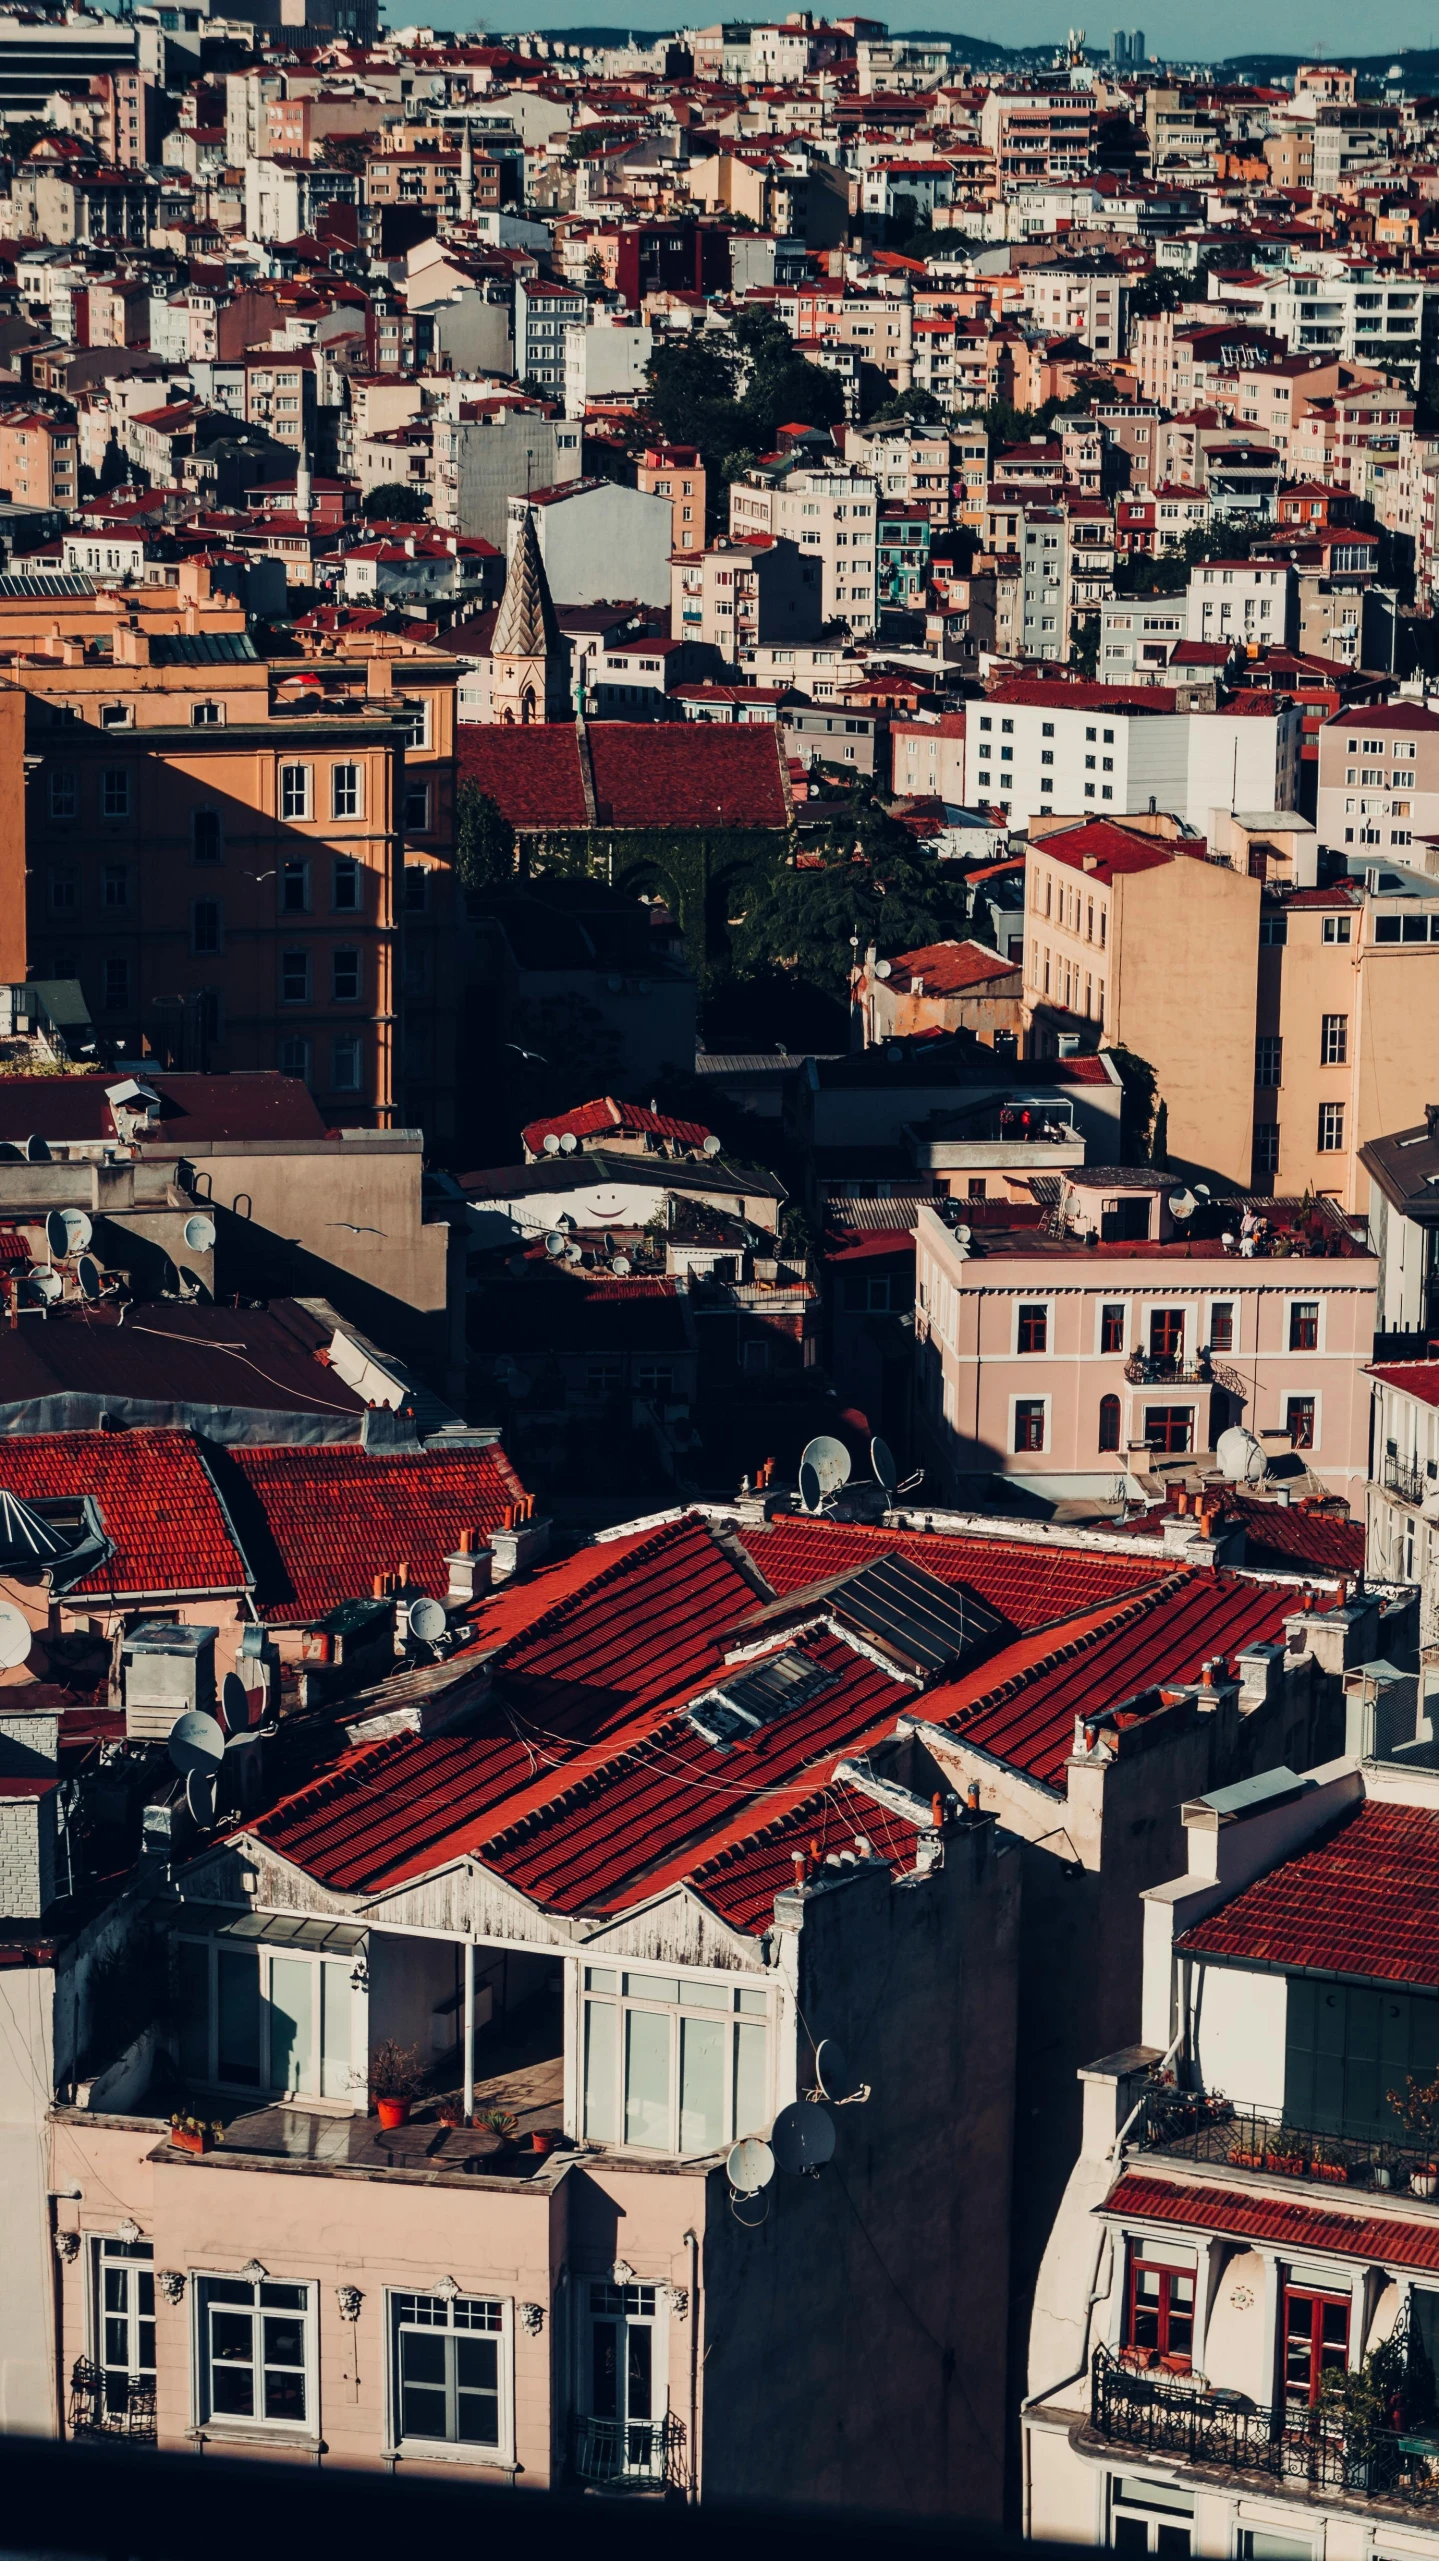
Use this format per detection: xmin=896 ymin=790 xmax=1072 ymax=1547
xmin=1208 ymin=1301 xmax=1235 ymax=1353
xmin=1100 ymin=1303 xmax=1125 ymax=1355
xmin=1144 ymin=1406 xmax=1194 ymax=1455
xmin=1286 ymin=1396 xmax=1316 ymax=1449
xmin=1126 ymin=2255 xmax=1196 ymax=2368
xmin=1282 ymin=2285 xmax=1349 ymax=2407
xmin=1098 ymin=1393 xmax=1121 ymax=1452
xmin=1289 ymin=1300 xmax=1319 ymax=1352
xmin=1149 ymin=1307 xmax=1185 ymax=1360
xmin=1017 ymin=1302 xmax=1049 ymax=1354
xmin=1014 ymin=1398 xmax=1046 ymax=1452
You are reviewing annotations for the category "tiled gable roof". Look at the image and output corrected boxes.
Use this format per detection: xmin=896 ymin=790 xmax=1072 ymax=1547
xmin=220 ymin=1441 xmax=526 ymax=1625
xmin=587 ymin=723 xmax=789 ymax=830
xmin=521 ymin=1096 xmax=713 ymax=1153
xmin=883 ymin=939 xmax=1019 ymax=994
xmin=0 ymin=1427 xmax=248 ymax=1599
xmin=457 ymin=725 xmax=588 ymax=828
xmin=1177 ymin=1796 xmax=1439 ymax=1989
xmin=738 ymin=1516 xmax=1175 ymax=1633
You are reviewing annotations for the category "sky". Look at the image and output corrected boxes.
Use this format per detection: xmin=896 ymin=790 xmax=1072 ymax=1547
xmin=436 ymin=1 xmax=1439 ymax=59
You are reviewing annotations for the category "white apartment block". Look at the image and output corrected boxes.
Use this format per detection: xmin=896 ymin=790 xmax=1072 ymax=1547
xmin=1097 ymin=598 xmax=1186 ymax=681
xmin=1315 ymin=701 xmax=1439 ymax=855
xmin=729 ymin=465 xmax=879 ymax=633
xmin=1253 ymin=270 xmax=1437 ymax=364
xmin=1020 ymin=263 xmax=1128 ymax=361
xmin=514 ymin=277 xmax=587 ymax=395
xmin=562 ymin=314 xmax=653 ymax=418
xmin=1185 ymin=559 xmax=1298 ymax=650
xmin=964 ymin=687 xmax=1301 ymax=833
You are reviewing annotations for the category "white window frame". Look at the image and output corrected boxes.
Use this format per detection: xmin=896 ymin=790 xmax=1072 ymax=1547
xmin=574 ymin=2278 xmax=671 ymax=2481
xmin=1012 ymin=1295 xmax=1055 ymax=1357
xmin=101 ymin=767 xmax=132 ymax=820
xmin=1107 ymin=2473 xmax=1195 ymax=2554
xmin=399 ymin=696 xmax=431 ymax=751
xmin=1009 ymin=1389 xmax=1050 ymax=1455
xmin=329 ymin=1034 xmax=362 ymax=1094
xmin=280 ymin=763 xmax=312 ymax=822
xmin=385 ymin=2289 xmax=514 ymax=2469
xmin=578 ymin=1965 xmax=771 ymax=2157
xmin=90 ymin=2232 xmax=156 ymax=2410
xmin=49 ymin=767 xmax=77 ymax=821
xmin=175 ymin=1927 xmax=359 ymax=2101
xmin=1281 ymin=1387 xmax=1322 ymax=1452
xmin=192 ymin=2271 xmax=316 ymax=2437
xmin=331 ymin=762 xmax=363 ymax=821
xmin=1139 ymin=1299 xmax=1194 ymax=1364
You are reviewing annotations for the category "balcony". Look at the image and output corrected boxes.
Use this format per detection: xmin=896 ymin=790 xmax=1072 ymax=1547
xmin=1089 ymin=2347 xmax=1439 ymax=2509
xmin=68 ymin=2360 xmax=156 ymax=2444
xmin=1137 ymin=2087 xmax=1439 ymax=2204
xmin=1384 ymin=1453 xmax=1430 ymax=1508
xmin=570 ymin=2412 xmax=686 ymax=2493
xmin=1123 ymin=1352 xmax=1250 ymax=1398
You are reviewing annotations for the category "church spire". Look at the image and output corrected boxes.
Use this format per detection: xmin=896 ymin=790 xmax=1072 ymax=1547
xmin=490 ymin=506 xmax=570 ymax=724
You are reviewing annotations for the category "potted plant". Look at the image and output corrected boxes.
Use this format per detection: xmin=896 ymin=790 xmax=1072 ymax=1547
xmin=169 ymin=2113 xmax=223 ymax=2156
xmin=437 ymin=2094 xmax=469 ymax=2129
xmin=1311 ymin=2141 xmax=1350 ymax=2186
xmin=371 ymin=2040 xmax=423 ymax=2131
xmin=481 ymin=2106 xmax=519 ymax=2153
xmin=527 ymin=2125 xmax=561 ymax=2156
xmin=1387 ymin=2073 xmax=1439 ymax=2197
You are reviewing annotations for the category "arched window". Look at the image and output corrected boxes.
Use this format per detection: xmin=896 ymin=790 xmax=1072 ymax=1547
xmin=1098 ymin=1394 xmax=1121 ymax=1453
xmin=521 ymin=687 xmax=537 ymax=726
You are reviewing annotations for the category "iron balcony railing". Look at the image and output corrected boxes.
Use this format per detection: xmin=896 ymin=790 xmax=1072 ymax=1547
xmin=1090 ymin=2347 xmax=1439 ymax=2507
xmin=1136 ymin=2088 xmax=1439 ymax=2202
xmin=1384 ymin=1453 xmax=1430 ymax=1508
xmin=67 ymin=2360 xmax=156 ymax=2444
xmin=1123 ymin=1352 xmax=1250 ymax=1397
xmin=570 ymin=2411 xmax=685 ymax=2491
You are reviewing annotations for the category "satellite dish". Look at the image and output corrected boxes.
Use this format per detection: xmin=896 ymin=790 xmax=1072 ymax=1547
xmin=183 ymin=1212 xmax=216 ymax=1254
xmin=726 ymin=2136 xmax=775 ymax=2194
xmin=186 ymin=1768 xmax=217 ymax=1828
xmin=702 ymin=1133 xmax=723 ymax=1157
xmin=24 ymin=1134 xmax=49 ymax=1164
xmin=800 ymin=1434 xmax=852 ymax=1498
xmin=611 ymin=1254 xmax=631 ymax=1276
xmin=1216 ymin=1424 xmax=1267 ymax=1487
xmin=220 ymin=1669 xmax=252 ymax=1734
xmin=168 ymin=1709 xmax=225 ymax=1776
xmin=558 ymin=1131 xmax=578 ymax=1155
xmin=542 ymin=1132 xmax=561 ymax=1155
xmin=770 ymin=2100 xmax=836 ymax=2176
xmin=77 ymin=1254 xmax=101 ymax=1302
xmin=799 ymin=1459 xmax=823 ymax=1514
xmin=1167 ymin=1190 xmax=1197 ymax=1221
xmin=1193 ymin=1182 xmax=1211 ymax=1199
xmin=28 ymin=1267 xmax=61 ymax=1304
xmin=874 ymin=959 xmax=892 ymax=979
xmin=871 ymin=1435 xmax=898 ymax=1495
xmin=46 ymin=1208 xmax=91 ymax=1259
xmin=564 ymin=1243 xmax=583 ymax=1264
xmin=953 ymin=1222 xmax=972 ymax=1246
xmin=407 ymin=1594 xmax=446 ymax=1644
xmin=814 ymin=2038 xmax=862 ymax=2103
xmin=545 ymin=1231 xmax=565 ymax=1256
xmin=0 ymin=1601 xmax=32 ymax=1669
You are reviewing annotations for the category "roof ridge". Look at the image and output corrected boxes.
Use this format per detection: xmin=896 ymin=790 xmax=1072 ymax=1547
xmin=493 ymin=1510 xmax=723 ymax=1664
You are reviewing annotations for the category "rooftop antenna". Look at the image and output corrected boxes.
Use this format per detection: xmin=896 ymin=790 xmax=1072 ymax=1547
xmin=702 ymin=1132 xmax=723 ymax=1156
xmin=405 ymin=1594 xmax=447 ymax=1646
xmin=76 ymin=1254 xmax=102 ymax=1303
xmin=183 ymin=1212 xmax=217 ymax=1254
xmin=1167 ymin=1189 xmax=1198 ymax=1221
xmin=813 ymin=2038 xmax=871 ymax=2105
xmin=611 ymin=1254 xmax=632 ymax=1276
xmin=726 ymin=2135 xmax=775 ymax=2199
xmin=169 ymin=1708 xmax=225 ymax=1777
xmin=45 ymin=1207 xmax=91 ymax=1260
xmin=544 ymin=1231 xmax=565 ymax=1256
xmin=558 ymin=1131 xmax=578 ymax=1154
xmin=23 ymin=1134 xmax=49 ymax=1164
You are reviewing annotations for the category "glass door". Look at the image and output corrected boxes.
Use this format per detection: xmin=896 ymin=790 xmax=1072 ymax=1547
xmin=579 ymin=2282 xmax=666 ymax=2483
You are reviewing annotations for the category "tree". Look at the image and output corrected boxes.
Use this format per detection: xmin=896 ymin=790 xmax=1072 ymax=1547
xmin=647 ymin=311 xmax=843 ymax=491
xmin=1069 ymin=611 xmax=1100 ymax=679
xmin=455 ymin=782 xmax=516 ymax=892
xmin=870 ymin=385 xmax=945 ymax=426
xmin=362 ymin=483 xmax=429 ymax=522
xmin=730 ymin=794 xmax=969 ymax=1000
xmin=319 ymin=132 xmax=372 ymax=173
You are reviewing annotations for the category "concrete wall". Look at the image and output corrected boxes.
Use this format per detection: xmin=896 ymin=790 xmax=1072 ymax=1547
xmin=1115 ymin=851 xmax=1260 ymax=1189
xmin=520 ymin=484 xmax=680 ymax=611
xmin=1190 ymin=1959 xmax=1287 ymax=2113
xmin=0 ymin=1964 xmax=57 ymax=2434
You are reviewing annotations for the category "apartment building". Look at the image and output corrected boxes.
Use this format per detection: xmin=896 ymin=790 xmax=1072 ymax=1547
xmin=1366 ymin=1353 xmax=1439 ymax=1600
xmin=1098 ymin=598 xmax=1188 ymax=681
xmin=913 ymin=1169 xmax=1376 ymax=1503
xmin=1250 ymin=269 xmax=1438 ymax=367
xmin=964 ymin=680 xmax=1302 ymax=839
xmin=514 ymin=277 xmax=587 ymax=395
xmin=839 ymin=419 xmax=953 ymax=528
xmin=671 ymin=536 xmax=822 ymax=656
xmin=729 ymin=465 xmax=880 ymax=634
xmin=1131 ymin=316 xmax=1288 ymax=418
xmin=980 ymin=498 xmax=1072 ymax=661
xmin=1186 ymin=560 xmax=1299 ymax=653
xmin=1315 ymin=701 xmax=1439 ymax=854
xmin=978 ymin=84 xmax=1098 ymax=188
xmin=0 ymin=409 xmax=78 ymax=507
xmin=509 ymin=477 xmax=674 ymax=611
xmin=636 ymin=442 xmax=706 ymax=552
xmin=892 ymin=713 xmax=968 ymax=804
xmin=432 ymin=403 xmax=582 ymax=548
xmin=1020 ymin=261 xmax=1129 ymax=360
xmin=1026 ymin=1749 xmax=1439 ymax=2559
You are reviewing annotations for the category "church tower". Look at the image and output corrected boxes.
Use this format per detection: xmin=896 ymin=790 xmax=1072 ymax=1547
xmin=489 ymin=506 xmax=571 ymax=726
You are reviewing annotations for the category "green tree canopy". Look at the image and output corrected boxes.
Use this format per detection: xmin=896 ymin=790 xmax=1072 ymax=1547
xmin=730 ymin=796 xmax=969 ymax=999
xmin=362 ymin=482 xmax=429 ymax=522
xmin=647 ymin=310 xmax=845 ymax=487
xmin=455 ymin=781 xmax=516 ymax=892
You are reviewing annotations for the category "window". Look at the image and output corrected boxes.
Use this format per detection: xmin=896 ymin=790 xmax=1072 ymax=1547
xmin=1208 ymin=1301 xmax=1235 ymax=1353
xmin=103 ymin=958 xmax=129 ymax=1011
xmin=1098 ymin=1393 xmax=1121 ymax=1452
xmin=1013 ymin=1398 xmax=1046 ymax=1453
xmin=101 ymin=769 xmax=131 ymax=821
xmin=1320 ymin=1012 xmax=1348 ymax=1065
xmin=843 ymin=1273 xmax=892 ymax=1312
xmin=330 ymin=1036 xmax=362 ymax=1093
xmin=1255 ymin=1035 xmax=1282 ymax=1088
xmin=332 ymin=857 xmax=360 ymax=913
xmin=399 ymin=698 xmax=430 ymax=750
xmin=390 ymin=2292 xmax=509 ymax=2461
xmin=48 ymin=769 xmax=76 ymax=821
xmin=1100 ymin=1304 xmax=1125 ymax=1355
xmin=583 ymin=2280 xmax=667 ymax=2479
xmin=280 ymin=764 xmax=311 ymax=822
xmin=331 ymin=948 xmax=360 ymax=1003
xmin=1323 ymin=915 xmax=1352 ymax=944
xmin=192 ymin=700 xmax=223 ymax=726
xmin=281 ymin=950 xmax=310 ymax=1003
xmin=1286 ymin=1394 xmax=1316 ymax=1449
xmin=91 ymin=2235 xmax=155 ymax=2420
xmin=49 ymin=867 xmax=77 ymax=914
xmin=1017 ymin=1302 xmax=1049 ymax=1354
xmin=1148 ymin=1307 xmax=1184 ymax=1363
xmin=1283 ymin=2287 xmax=1348 ymax=2407
xmin=196 ymin=2275 xmax=312 ymax=2429
xmin=100 ymin=704 xmax=131 ymax=729
xmin=1318 ymin=1101 xmax=1345 ymax=1153
xmin=1260 ymin=914 xmax=1287 ymax=946
xmin=1110 ymin=2479 xmax=1193 ymax=2559
xmin=1255 ymin=1123 xmax=1280 ymax=1179
xmin=192 ymin=807 xmax=221 ymax=863
xmin=404 ymin=781 xmax=431 ymax=834
xmin=403 ymin=865 xmax=429 ymax=913
xmin=1128 ymin=2256 xmax=1195 ymax=2364
xmin=1144 ymin=1406 xmax=1194 ymax=1454
xmin=279 ymin=1036 xmax=311 ymax=1082
xmin=331 ymin=763 xmax=361 ymax=821
xmin=586 ymin=1357 xmax=623 ymax=1394
xmin=581 ymin=1968 xmax=769 ymax=2154
xmin=280 ymin=860 xmax=309 ymax=914
xmin=191 ymin=900 xmax=222 ymax=956
xmin=1289 ymin=1299 xmax=1319 ymax=1352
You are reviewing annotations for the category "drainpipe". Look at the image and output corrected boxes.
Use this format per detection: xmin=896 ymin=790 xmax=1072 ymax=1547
xmin=462 ymin=1940 xmax=475 ymax=2120
xmin=683 ymin=2227 xmax=700 ymax=2504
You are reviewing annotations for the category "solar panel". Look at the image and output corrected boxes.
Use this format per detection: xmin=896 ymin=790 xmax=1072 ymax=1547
xmin=0 ymin=572 xmax=94 ymax=599
xmin=689 ymin=1647 xmax=836 ymax=1751
xmin=829 ymin=1552 xmax=1005 ymax=1679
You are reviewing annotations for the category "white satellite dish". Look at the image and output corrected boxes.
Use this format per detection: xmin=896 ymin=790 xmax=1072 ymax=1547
xmin=186 ymin=1768 xmax=217 ymax=1828
xmin=953 ymin=1222 xmax=972 ymax=1246
xmin=28 ymin=1267 xmax=61 ymax=1304
xmin=407 ymin=1594 xmax=446 ymax=1644
xmin=770 ymin=2100 xmax=836 ymax=2176
xmin=77 ymin=1254 xmax=101 ymax=1302
xmin=542 ymin=1132 xmax=561 ymax=1155
xmin=564 ymin=1243 xmax=583 ymax=1264
xmin=46 ymin=1207 xmax=92 ymax=1259
xmin=814 ymin=2038 xmax=862 ymax=2103
xmin=1193 ymin=1183 xmax=1211 ymax=1199
xmin=545 ymin=1231 xmax=565 ymax=1257
xmin=726 ymin=2136 xmax=775 ymax=2195
xmin=24 ymin=1134 xmax=49 ymax=1164
xmin=168 ymin=1709 xmax=226 ymax=1776
xmin=870 ymin=1436 xmax=898 ymax=1495
xmin=0 ymin=1601 xmax=32 ymax=1669
xmin=800 ymin=1435 xmax=852 ymax=1499
xmin=874 ymin=959 xmax=892 ymax=979
xmin=558 ymin=1131 xmax=578 ymax=1155
xmin=183 ymin=1213 xmax=216 ymax=1254
xmin=1216 ymin=1424 xmax=1267 ymax=1488
xmin=611 ymin=1254 xmax=631 ymax=1277
xmin=1167 ymin=1190 xmax=1197 ymax=1221
xmin=702 ymin=1133 xmax=723 ymax=1157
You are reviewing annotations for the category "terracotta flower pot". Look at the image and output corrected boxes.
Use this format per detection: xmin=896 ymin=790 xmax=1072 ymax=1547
xmin=170 ymin=2125 xmax=211 ymax=2155
xmin=1412 ymin=2166 xmax=1439 ymax=2199
xmin=376 ymin=2095 xmax=412 ymax=2131
xmin=528 ymin=2128 xmax=559 ymax=2156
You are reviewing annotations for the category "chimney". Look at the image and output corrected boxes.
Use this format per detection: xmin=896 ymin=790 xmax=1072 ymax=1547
xmin=487 ymin=1498 xmax=552 ymax=1583
xmin=445 ymin=1527 xmax=495 ymax=1605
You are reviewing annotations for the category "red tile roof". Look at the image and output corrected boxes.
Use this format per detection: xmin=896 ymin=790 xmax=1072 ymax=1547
xmin=521 ymin=1095 xmax=712 ymax=1154
xmin=1099 ymin=2171 xmax=1439 ymax=2273
xmin=1367 ymin=1361 xmax=1439 ymax=1411
xmin=587 ymin=724 xmax=789 ymax=830
xmin=220 ymin=1441 xmax=527 ymax=1625
xmin=1109 ymin=1491 xmax=1364 ymax=1577
xmin=0 ymin=1428 xmax=248 ymax=1599
xmin=1034 ymin=819 xmax=1187 ymax=881
xmin=1178 ymin=1796 xmax=1439 ymax=1990
xmin=0 ymin=1074 xmax=325 ymax=1146
xmin=883 ymin=940 xmax=1019 ymax=995
xmin=738 ymin=1516 xmax=1175 ymax=1634
xmin=457 ymin=726 xmax=588 ymax=829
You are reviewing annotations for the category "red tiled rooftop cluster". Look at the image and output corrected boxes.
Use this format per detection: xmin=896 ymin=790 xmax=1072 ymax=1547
xmin=1178 ymin=1796 xmax=1439 ymax=1988
xmin=223 ymin=1441 xmax=527 ymax=1625
xmin=0 ymin=1428 xmax=248 ymax=1600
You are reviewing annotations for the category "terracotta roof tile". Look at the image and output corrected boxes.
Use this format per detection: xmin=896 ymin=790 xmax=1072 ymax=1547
xmin=1178 ymin=1796 xmax=1439 ymax=1989
xmin=221 ymin=1441 xmax=526 ymax=1625
xmin=0 ymin=1428 xmax=247 ymax=1599
xmin=457 ymin=725 xmax=587 ymax=828
xmin=1099 ymin=2171 xmax=1439 ymax=2272
xmin=587 ymin=723 xmax=789 ymax=830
